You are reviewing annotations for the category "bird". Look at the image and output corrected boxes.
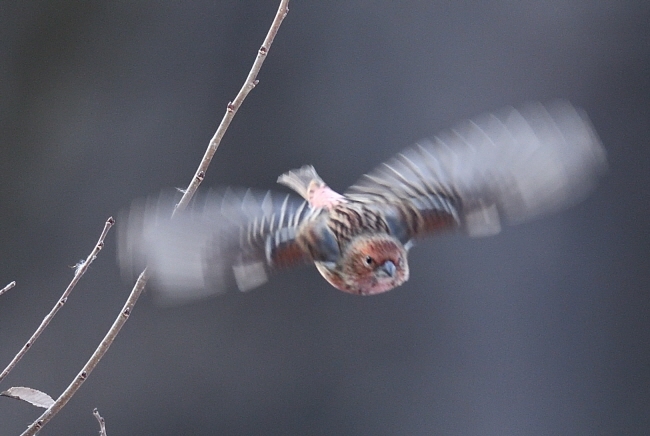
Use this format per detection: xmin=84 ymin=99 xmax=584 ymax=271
xmin=118 ymin=101 xmax=606 ymax=302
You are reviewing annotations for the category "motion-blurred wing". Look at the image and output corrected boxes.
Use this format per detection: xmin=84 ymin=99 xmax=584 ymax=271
xmin=118 ymin=189 xmax=314 ymax=304
xmin=346 ymin=101 xmax=606 ymax=239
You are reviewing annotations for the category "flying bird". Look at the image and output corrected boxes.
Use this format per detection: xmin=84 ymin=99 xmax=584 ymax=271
xmin=118 ymin=101 xmax=606 ymax=302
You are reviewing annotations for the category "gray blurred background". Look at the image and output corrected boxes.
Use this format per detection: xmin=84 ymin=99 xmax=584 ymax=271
xmin=1 ymin=1 xmax=648 ymax=435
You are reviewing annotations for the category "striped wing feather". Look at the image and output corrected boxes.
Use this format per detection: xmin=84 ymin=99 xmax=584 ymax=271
xmin=347 ymin=101 xmax=606 ymax=239
xmin=118 ymin=189 xmax=314 ymax=303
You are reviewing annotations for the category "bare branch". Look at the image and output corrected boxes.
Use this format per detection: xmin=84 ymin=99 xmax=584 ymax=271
xmin=20 ymin=2 xmax=290 ymax=434
xmin=93 ymin=408 xmax=107 ymax=436
xmin=0 ymin=217 xmax=114 ymax=384
xmin=175 ymin=0 xmax=290 ymax=212
xmin=0 ymin=281 xmax=16 ymax=297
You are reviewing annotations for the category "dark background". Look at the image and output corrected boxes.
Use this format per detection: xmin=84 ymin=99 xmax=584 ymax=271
xmin=1 ymin=1 xmax=648 ymax=435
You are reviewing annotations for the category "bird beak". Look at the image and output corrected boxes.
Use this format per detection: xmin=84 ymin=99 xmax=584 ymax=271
xmin=380 ymin=260 xmax=396 ymax=278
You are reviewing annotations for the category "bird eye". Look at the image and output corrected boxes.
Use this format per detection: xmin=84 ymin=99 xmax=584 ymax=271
xmin=364 ymin=256 xmax=373 ymax=265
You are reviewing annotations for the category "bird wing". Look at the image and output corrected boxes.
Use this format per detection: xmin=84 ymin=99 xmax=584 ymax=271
xmin=346 ymin=100 xmax=607 ymax=240
xmin=117 ymin=189 xmax=316 ymax=304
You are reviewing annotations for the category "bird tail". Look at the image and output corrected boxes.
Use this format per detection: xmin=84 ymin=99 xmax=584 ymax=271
xmin=278 ymin=165 xmax=346 ymax=209
xmin=277 ymin=165 xmax=325 ymax=200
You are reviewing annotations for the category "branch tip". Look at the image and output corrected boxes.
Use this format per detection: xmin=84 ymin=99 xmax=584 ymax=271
xmin=93 ymin=408 xmax=107 ymax=436
xmin=0 ymin=281 xmax=16 ymax=297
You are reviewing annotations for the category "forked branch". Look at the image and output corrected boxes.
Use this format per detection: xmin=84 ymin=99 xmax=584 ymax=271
xmin=20 ymin=1 xmax=290 ymax=434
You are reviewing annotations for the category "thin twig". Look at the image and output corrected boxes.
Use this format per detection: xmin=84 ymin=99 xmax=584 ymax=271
xmin=0 ymin=281 xmax=16 ymax=297
xmin=0 ymin=218 xmax=114 ymax=384
xmin=93 ymin=408 xmax=107 ymax=436
xmin=21 ymin=2 xmax=290 ymax=434
xmin=175 ymin=0 xmax=290 ymax=212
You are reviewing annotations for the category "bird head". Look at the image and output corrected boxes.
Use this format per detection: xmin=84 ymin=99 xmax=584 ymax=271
xmin=316 ymin=234 xmax=409 ymax=295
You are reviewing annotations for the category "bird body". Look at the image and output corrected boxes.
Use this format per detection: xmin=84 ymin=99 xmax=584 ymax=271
xmin=118 ymin=101 xmax=606 ymax=302
xmin=277 ymin=167 xmax=413 ymax=294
